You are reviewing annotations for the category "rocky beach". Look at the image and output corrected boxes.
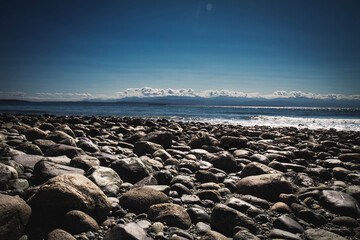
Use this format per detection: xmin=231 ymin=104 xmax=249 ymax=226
xmin=1 ymin=113 xmax=360 ymax=240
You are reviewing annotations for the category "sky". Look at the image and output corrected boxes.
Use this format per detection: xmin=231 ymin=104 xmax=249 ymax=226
xmin=0 ymin=0 xmax=360 ymax=101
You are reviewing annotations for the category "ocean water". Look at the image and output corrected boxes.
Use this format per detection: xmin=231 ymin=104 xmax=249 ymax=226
xmin=1 ymin=102 xmax=360 ymax=131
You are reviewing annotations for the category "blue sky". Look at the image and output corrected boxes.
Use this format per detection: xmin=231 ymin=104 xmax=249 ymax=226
xmin=1 ymin=0 xmax=360 ymax=100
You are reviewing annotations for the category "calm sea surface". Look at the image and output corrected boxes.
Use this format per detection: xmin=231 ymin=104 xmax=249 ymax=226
xmin=1 ymin=102 xmax=360 ymax=131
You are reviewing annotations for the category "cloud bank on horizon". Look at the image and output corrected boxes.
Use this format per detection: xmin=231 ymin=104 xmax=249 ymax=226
xmin=1 ymin=87 xmax=360 ymax=101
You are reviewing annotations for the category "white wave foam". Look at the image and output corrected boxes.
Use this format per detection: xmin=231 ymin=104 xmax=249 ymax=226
xmin=169 ymin=115 xmax=360 ymax=131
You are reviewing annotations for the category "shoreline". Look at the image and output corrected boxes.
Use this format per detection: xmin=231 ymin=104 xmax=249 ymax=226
xmin=1 ymin=113 xmax=360 ymax=239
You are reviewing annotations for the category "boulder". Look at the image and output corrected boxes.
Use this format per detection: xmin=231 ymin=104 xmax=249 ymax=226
xmin=110 ymin=157 xmax=153 ymax=184
xmin=27 ymin=174 xmax=111 ymax=224
xmin=16 ymin=142 xmax=43 ymax=155
xmin=46 ymin=229 xmax=76 ymax=240
xmin=319 ymin=190 xmax=360 ymax=218
xmin=200 ymin=230 xmax=228 ymax=240
xmin=219 ymin=136 xmax=247 ymax=149
xmin=240 ymin=162 xmax=281 ymax=178
xmin=211 ymin=151 xmax=237 ymax=173
xmin=148 ymin=203 xmax=191 ymax=229
xmin=141 ymin=131 xmax=173 ymax=149
xmin=134 ymin=141 xmax=164 ymax=156
xmin=86 ymin=166 xmax=123 ymax=197
xmin=45 ymin=144 xmax=84 ymax=158
xmin=237 ymin=174 xmax=293 ymax=202
xmin=119 ymin=187 xmax=169 ymax=213
xmin=105 ymin=222 xmax=153 ymax=240
xmin=210 ymin=204 xmax=259 ymax=236
xmin=273 ymin=214 xmax=305 ymax=234
xmin=303 ymin=228 xmax=347 ymax=240
xmin=63 ymin=210 xmax=99 ymax=234
xmin=0 ymin=194 xmax=32 ymax=240
xmin=70 ymin=155 xmax=100 ymax=171
xmin=25 ymin=128 xmax=48 ymax=141
xmin=33 ymin=160 xmax=85 ymax=183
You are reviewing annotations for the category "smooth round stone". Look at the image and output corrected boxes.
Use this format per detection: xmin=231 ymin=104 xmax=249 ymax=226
xmin=137 ymin=220 xmax=151 ymax=229
xmin=7 ymin=178 xmax=29 ymax=191
xmin=270 ymin=202 xmax=292 ymax=214
xmin=195 ymin=222 xmax=211 ymax=234
xmin=151 ymin=222 xmax=164 ymax=234
xmin=332 ymin=216 xmax=360 ymax=228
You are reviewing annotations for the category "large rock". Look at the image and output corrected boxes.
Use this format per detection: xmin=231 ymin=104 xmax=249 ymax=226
xmin=105 ymin=222 xmax=153 ymax=240
xmin=188 ymin=132 xmax=213 ymax=149
xmin=148 ymin=203 xmax=191 ymax=229
xmin=33 ymin=160 xmax=85 ymax=183
xmin=141 ymin=131 xmax=173 ymax=149
xmin=16 ymin=142 xmax=43 ymax=155
xmin=303 ymin=228 xmax=347 ymax=240
xmin=133 ymin=141 xmax=164 ymax=156
xmin=319 ymin=190 xmax=360 ymax=218
xmin=0 ymin=162 xmax=18 ymax=189
xmin=25 ymin=128 xmax=48 ymax=141
xmin=240 ymin=162 xmax=281 ymax=178
xmin=63 ymin=210 xmax=99 ymax=234
xmin=45 ymin=144 xmax=85 ymax=158
xmin=200 ymin=230 xmax=228 ymax=240
xmin=0 ymin=194 xmax=32 ymax=240
xmin=273 ymin=214 xmax=305 ymax=234
xmin=338 ymin=153 xmax=360 ymax=163
xmin=46 ymin=229 xmax=76 ymax=240
xmin=46 ymin=130 xmax=74 ymax=143
xmin=27 ymin=174 xmax=111 ymax=224
xmin=211 ymin=151 xmax=237 ymax=173
xmin=12 ymin=154 xmax=43 ymax=169
xmin=237 ymin=174 xmax=293 ymax=202
xmin=77 ymin=139 xmax=100 ymax=153
xmin=219 ymin=136 xmax=247 ymax=149
xmin=110 ymin=157 xmax=153 ymax=184
xmin=70 ymin=155 xmax=100 ymax=171
xmin=119 ymin=187 xmax=169 ymax=213
xmin=86 ymin=166 xmax=123 ymax=197
xmin=210 ymin=204 xmax=259 ymax=236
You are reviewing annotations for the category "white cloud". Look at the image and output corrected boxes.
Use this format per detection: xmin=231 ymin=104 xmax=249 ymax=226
xmin=1 ymin=88 xmax=359 ymax=101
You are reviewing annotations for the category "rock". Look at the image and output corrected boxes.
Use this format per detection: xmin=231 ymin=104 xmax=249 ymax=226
xmin=63 ymin=210 xmax=99 ymax=234
xmin=33 ymin=139 xmax=57 ymax=152
xmin=70 ymin=155 xmax=100 ymax=171
xmin=78 ymin=139 xmax=100 ymax=153
xmin=226 ymin=197 xmax=264 ymax=217
xmin=303 ymin=228 xmax=347 ymax=240
xmin=39 ymin=122 xmax=55 ymax=131
xmin=249 ymin=154 xmax=270 ymax=164
xmin=188 ymin=132 xmax=213 ymax=149
xmin=16 ymin=142 xmax=43 ymax=155
xmin=134 ymin=141 xmax=164 ymax=156
xmin=86 ymin=166 xmax=123 ymax=197
xmin=0 ymin=162 xmax=18 ymax=189
xmin=338 ymin=153 xmax=360 ymax=162
xmin=332 ymin=216 xmax=359 ymax=228
xmin=0 ymin=194 xmax=32 ymax=240
xmin=46 ymin=229 xmax=76 ymax=240
xmin=219 ymin=136 xmax=247 ymax=149
xmin=195 ymin=170 xmax=218 ymax=183
xmin=210 ymin=204 xmax=259 ymax=236
xmin=196 ymin=190 xmax=222 ymax=203
xmin=151 ymin=222 xmax=164 ymax=234
xmin=27 ymin=174 xmax=111 ymax=224
xmin=7 ymin=178 xmax=29 ymax=191
xmin=346 ymin=185 xmax=360 ymax=203
xmin=319 ymin=190 xmax=360 ymax=217
xmin=268 ymin=229 xmax=301 ymax=240
xmin=153 ymin=149 xmax=172 ymax=161
xmin=273 ymin=215 xmax=305 ymax=234
xmin=33 ymin=160 xmax=85 ymax=183
xmin=46 ymin=131 xmax=74 ymax=143
xmin=233 ymin=230 xmax=260 ymax=240
xmin=45 ymin=144 xmax=84 ymax=158
xmin=200 ymin=230 xmax=228 ymax=240
xmin=141 ymin=131 xmax=173 ymax=149
xmin=25 ymin=128 xmax=48 ymax=141
xmin=12 ymin=154 xmax=43 ymax=169
xmin=171 ymin=183 xmax=192 ymax=195
xmin=105 ymin=222 xmax=153 ymax=240
xmin=187 ymin=207 xmax=210 ymax=223
xmin=170 ymin=175 xmax=194 ymax=190
xmin=237 ymin=174 xmax=293 ymax=202
xmin=167 ymin=227 xmax=193 ymax=239
xmin=211 ymin=151 xmax=237 ymax=173
xmin=239 ymin=195 xmax=270 ymax=209
xmin=270 ymin=202 xmax=292 ymax=214
xmin=119 ymin=187 xmax=169 ymax=213
xmin=148 ymin=203 xmax=192 ymax=229
xmin=240 ymin=162 xmax=281 ymax=178
xmin=110 ymin=157 xmax=153 ymax=184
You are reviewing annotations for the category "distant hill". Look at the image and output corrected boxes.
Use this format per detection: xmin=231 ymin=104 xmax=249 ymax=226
xmin=1 ymin=97 xmax=360 ymax=108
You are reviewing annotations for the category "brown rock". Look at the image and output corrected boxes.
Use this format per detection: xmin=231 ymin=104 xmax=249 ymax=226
xmin=148 ymin=203 xmax=191 ymax=229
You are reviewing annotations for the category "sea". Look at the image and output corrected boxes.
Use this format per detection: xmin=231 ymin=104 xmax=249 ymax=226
xmin=1 ymin=102 xmax=360 ymax=131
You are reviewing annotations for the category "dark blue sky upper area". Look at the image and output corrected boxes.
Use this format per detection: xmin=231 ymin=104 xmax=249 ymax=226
xmin=1 ymin=0 xmax=360 ymax=97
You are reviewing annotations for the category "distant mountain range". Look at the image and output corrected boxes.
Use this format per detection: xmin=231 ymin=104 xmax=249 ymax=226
xmin=1 ymin=96 xmax=360 ymax=108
